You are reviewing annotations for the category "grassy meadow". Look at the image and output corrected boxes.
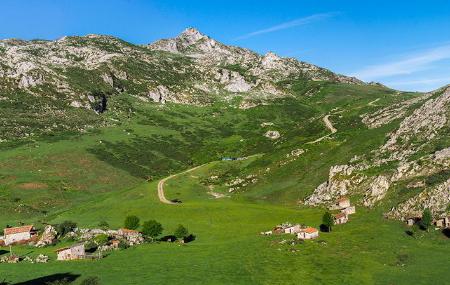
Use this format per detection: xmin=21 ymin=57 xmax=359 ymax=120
xmin=0 ymin=83 xmax=448 ymax=284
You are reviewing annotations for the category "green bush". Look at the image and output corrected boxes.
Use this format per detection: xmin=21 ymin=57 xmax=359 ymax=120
xmin=142 ymin=220 xmax=163 ymax=240
xmin=124 ymin=215 xmax=140 ymax=230
xmin=174 ymin=224 xmax=189 ymax=239
xmin=56 ymin=221 xmax=77 ymax=237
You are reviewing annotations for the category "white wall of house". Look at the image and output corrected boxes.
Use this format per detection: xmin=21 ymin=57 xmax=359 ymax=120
xmin=57 ymin=244 xmax=85 ymax=260
xmin=338 ymin=200 xmax=351 ymax=209
xmin=5 ymin=232 xmax=32 ymax=245
xmin=341 ymin=206 xmax=356 ymax=215
xmin=297 ymin=231 xmax=319 ymax=240
xmin=284 ymin=225 xmax=301 ymax=234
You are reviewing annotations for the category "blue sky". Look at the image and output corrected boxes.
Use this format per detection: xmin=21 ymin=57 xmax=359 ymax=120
xmin=1 ymin=0 xmax=449 ymax=91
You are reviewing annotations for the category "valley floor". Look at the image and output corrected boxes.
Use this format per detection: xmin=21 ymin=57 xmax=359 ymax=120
xmin=1 ymin=164 xmax=449 ymax=285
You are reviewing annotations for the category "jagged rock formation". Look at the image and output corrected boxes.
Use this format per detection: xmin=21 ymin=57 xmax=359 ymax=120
xmin=0 ymin=28 xmax=365 ymax=141
xmin=388 ymin=179 xmax=450 ymax=219
xmin=306 ymin=86 xmax=450 ymax=218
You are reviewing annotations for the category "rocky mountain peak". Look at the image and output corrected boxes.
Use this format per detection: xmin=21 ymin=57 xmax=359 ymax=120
xmin=178 ymin=27 xmax=207 ymax=42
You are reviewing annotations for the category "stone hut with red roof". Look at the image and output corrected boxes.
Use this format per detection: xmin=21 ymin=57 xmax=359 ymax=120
xmin=3 ymin=225 xmax=37 ymax=245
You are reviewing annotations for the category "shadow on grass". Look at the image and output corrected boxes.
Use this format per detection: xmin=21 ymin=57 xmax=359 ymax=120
xmin=442 ymin=228 xmax=450 ymax=238
xmin=0 ymin=250 xmax=9 ymax=256
xmin=160 ymin=235 xmax=177 ymax=242
xmin=184 ymin=234 xmax=196 ymax=243
xmin=13 ymin=273 xmax=81 ymax=285
xmin=319 ymin=224 xmax=330 ymax=232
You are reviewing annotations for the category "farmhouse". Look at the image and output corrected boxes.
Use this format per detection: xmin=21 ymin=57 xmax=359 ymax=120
xmin=341 ymin=206 xmax=356 ymax=215
xmin=406 ymin=217 xmax=421 ymax=226
xmin=284 ymin=224 xmax=302 ymax=234
xmin=56 ymin=243 xmax=85 ymax=261
xmin=3 ymin=225 xmax=37 ymax=245
xmin=336 ymin=197 xmax=351 ymax=209
xmin=118 ymin=228 xmax=140 ymax=238
xmin=297 ymin=227 xmax=319 ymax=240
xmin=434 ymin=216 xmax=450 ymax=228
xmin=334 ymin=213 xmax=348 ymax=225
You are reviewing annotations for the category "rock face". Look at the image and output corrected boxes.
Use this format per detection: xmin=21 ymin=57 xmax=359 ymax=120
xmin=35 ymin=225 xmax=57 ymax=247
xmin=382 ymin=88 xmax=450 ymax=153
xmin=305 ymin=165 xmax=365 ymax=205
xmin=388 ymin=179 xmax=450 ymax=219
xmin=363 ymin=175 xmax=391 ymax=207
xmin=264 ymin=130 xmax=280 ymax=140
xmin=147 ymin=85 xmax=174 ymax=103
xmin=306 ymin=86 xmax=450 ymax=220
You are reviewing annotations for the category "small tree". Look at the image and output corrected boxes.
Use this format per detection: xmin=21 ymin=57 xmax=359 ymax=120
xmin=57 ymin=221 xmax=77 ymax=237
xmin=98 ymin=221 xmax=109 ymax=230
xmin=322 ymin=212 xmax=334 ymax=232
xmin=142 ymin=220 xmax=163 ymax=241
xmin=421 ymin=208 xmax=432 ymax=231
xmin=124 ymin=215 xmax=140 ymax=230
xmin=174 ymin=224 xmax=189 ymax=239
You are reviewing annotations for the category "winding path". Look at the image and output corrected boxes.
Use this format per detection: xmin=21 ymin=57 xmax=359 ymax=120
xmin=323 ymin=114 xmax=337 ymax=134
xmin=156 ymin=154 xmax=260 ymax=204
xmin=306 ymin=114 xmax=337 ymax=144
xmin=157 ymin=164 xmax=207 ymax=204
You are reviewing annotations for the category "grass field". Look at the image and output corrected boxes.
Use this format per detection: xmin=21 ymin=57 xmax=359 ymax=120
xmin=1 ymin=162 xmax=449 ymax=285
xmin=0 ymin=83 xmax=448 ymax=284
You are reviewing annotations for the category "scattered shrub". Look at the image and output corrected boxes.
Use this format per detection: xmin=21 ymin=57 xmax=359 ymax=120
xmin=56 ymin=221 xmax=77 ymax=237
xmin=124 ymin=216 xmax=140 ymax=230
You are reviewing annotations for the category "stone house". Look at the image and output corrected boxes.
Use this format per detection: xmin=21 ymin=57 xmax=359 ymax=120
xmin=3 ymin=225 xmax=37 ymax=245
xmin=334 ymin=213 xmax=348 ymax=225
xmin=284 ymin=224 xmax=302 ymax=234
xmin=406 ymin=217 xmax=421 ymax=226
xmin=434 ymin=216 xmax=450 ymax=228
xmin=272 ymin=226 xmax=285 ymax=235
xmin=341 ymin=206 xmax=356 ymax=215
xmin=118 ymin=228 xmax=140 ymax=238
xmin=336 ymin=197 xmax=351 ymax=209
xmin=56 ymin=243 xmax=85 ymax=261
xmin=297 ymin=227 xmax=319 ymax=240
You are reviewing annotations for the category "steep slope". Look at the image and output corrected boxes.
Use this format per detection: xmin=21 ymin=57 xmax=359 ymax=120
xmin=305 ymin=86 xmax=450 ymax=220
xmin=0 ymin=28 xmax=363 ymax=143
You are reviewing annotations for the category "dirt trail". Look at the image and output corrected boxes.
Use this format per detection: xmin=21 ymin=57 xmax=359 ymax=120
xmin=323 ymin=115 xmax=337 ymax=133
xmin=306 ymin=114 xmax=337 ymax=144
xmin=156 ymin=154 xmax=260 ymax=204
xmin=157 ymin=164 xmax=206 ymax=204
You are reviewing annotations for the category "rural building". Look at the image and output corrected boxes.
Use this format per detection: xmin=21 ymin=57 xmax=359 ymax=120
xmin=3 ymin=225 xmax=37 ymax=245
xmin=297 ymin=227 xmax=319 ymax=240
xmin=334 ymin=213 xmax=348 ymax=225
xmin=341 ymin=206 xmax=356 ymax=215
xmin=406 ymin=217 xmax=421 ymax=226
xmin=272 ymin=226 xmax=285 ymax=235
xmin=56 ymin=243 xmax=85 ymax=261
xmin=111 ymin=239 xmax=121 ymax=249
xmin=284 ymin=224 xmax=302 ymax=234
xmin=118 ymin=228 xmax=140 ymax=238
xmin=434 ymin=216 xmax=450 ymax=228
xmin=336 ymin=197 xmax=351 ymax=209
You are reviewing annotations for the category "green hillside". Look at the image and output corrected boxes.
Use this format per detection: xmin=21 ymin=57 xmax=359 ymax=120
xmin=0 ymin=29 xmax=449 ymax=284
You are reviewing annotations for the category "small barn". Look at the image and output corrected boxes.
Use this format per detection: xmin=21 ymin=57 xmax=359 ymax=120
xmin=56 ymin=243 xmax=85 ymax=261
xmin=118 ymin=228 xmax=140 ymax=238
xmin=284 ymin=224 xmax=302 ymax=234
xmin=3 ymin=225 xmax=37 ymax=245
xmin=341 ymin=206 xmax=356 ymax=215
xmin=297 ymin=227 xmax=319 ymax=240
xmin=334 ymin=213 xmax=348 ymax=225
xmin=434 ymin=216 xmax=450 ymax=228
xmin=336 ymin=197 xmax=351 ymax=209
